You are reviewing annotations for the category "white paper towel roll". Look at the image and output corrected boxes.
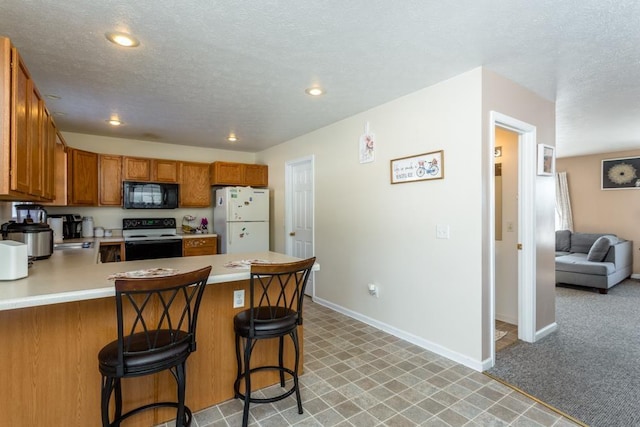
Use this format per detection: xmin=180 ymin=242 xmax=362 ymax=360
xmin=48 ymin=217 xmax=64 ymax=243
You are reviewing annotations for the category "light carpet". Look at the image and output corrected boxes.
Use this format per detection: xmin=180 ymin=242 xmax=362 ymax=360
xmin=487 ymin=279 xmax=640 ymax=427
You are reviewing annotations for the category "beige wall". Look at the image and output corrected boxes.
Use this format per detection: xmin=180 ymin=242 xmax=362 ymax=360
xmin=259 ymin=67 xmax=556 ymax=369
xmin=556 ymin=149 xmax=640 ymax=276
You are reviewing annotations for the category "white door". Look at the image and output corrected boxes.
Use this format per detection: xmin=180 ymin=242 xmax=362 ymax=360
xmin=285 ymin=156 xmax=315 ymax=296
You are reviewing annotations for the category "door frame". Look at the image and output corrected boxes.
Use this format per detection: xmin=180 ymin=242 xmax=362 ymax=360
xmin=489 ymin=111 xmax=537 ymax=365
xmin=284 ymin=155 xmax=316 ymax=296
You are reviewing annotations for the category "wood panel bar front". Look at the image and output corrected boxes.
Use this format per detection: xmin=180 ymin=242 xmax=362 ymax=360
xmin=0 ymin=278 xmax=303 ymax=426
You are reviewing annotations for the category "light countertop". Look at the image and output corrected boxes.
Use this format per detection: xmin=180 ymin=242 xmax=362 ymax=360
xmin=0 ymin=242 xmax=315 ymax=311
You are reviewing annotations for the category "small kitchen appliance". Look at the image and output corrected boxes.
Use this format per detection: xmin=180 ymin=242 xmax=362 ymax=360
xmin=49 ymin=214 xmax=83 ymax=239
xmin=123 ymin=181 xmax=179 ymax=209
xmin=122 ymin=218 xmax=182 ymax=261
xmin=213 ymin=186 xmax=269 ymax=254
xmin=1 ymin=220 xmax=53 ymax=260
xmin=15 ymin=204 xmax=48 ymax=224
xmin=0 ymin=240 xmax=28 ymax=280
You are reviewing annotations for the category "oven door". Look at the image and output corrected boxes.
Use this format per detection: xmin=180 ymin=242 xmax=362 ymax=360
xmin=124 ymin=239 xmax=183 ymax=261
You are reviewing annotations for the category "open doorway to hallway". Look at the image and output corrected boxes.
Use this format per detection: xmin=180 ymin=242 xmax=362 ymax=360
xmin=494 ymin=126 xmax=519 ymax=352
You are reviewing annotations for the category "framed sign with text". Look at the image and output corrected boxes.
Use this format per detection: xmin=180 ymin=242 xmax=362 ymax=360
xmin=390 ymin=150 xmax=444 ymax=184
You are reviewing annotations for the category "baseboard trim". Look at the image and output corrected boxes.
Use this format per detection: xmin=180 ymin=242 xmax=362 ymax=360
xmin=535 ymin=322 xmax=558 ymax=341
xmin=312 ymin=297 xmax=485 ymax=372
xmin=631 ymin=274 xmax=640 ymax=280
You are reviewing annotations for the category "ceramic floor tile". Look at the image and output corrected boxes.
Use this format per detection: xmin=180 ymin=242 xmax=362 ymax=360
xmin=159 ymin=299 xmax=581 ymax=427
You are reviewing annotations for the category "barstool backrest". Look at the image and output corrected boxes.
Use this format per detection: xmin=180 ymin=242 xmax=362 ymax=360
xmin=249 ymin=257 xmax=316 ymax=330
xmin=113 ymin=266 xmax=212 ymax=376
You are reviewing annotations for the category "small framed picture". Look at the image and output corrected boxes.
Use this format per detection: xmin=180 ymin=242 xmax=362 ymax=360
xmin=537 ymin=144 xmax=555 ymax=176
xmin=390 ymin=150 xmax=444 ymax=184
xmin=601 ymin=156 xmax=640 ymax=190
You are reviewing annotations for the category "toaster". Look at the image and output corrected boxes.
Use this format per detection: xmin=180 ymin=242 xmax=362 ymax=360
xmin=0 ymin=240 xmax=28 ymax=280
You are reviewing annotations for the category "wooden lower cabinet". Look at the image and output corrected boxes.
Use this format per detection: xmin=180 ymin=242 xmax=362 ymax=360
xmin=182 ymin=236 xmax=217 ymax=256
xmin=0 ymin=280 xmax=302 ymax=426
xmin=99 ymin=241 xmax=125 ymax=262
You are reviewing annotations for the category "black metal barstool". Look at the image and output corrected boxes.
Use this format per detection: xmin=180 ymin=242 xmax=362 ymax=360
xmin=98 ymin=266 xmax=211 ymax=427
xmin=233 ymin=257 xmax=316 ymax=427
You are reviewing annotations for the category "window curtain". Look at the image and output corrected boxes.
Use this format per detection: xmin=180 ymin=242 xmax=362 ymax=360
xmin=555 ymin=171 xmax=573 ymax=231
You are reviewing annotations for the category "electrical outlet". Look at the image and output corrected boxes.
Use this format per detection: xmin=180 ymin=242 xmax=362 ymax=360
xmin=368 ymin=283 xmax=379 ymax=298
xmin=233 ymin=290 xmax=245 ymax=308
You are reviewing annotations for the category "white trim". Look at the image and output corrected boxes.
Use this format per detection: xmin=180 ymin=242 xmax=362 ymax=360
xmin=489 ymin=111 xmax=538 ymax=369
xmin=535 ymin=322 xmax=558 ymax=341
xmin=631 ymin=274 xmax=640 ymax=280
xmin=313 ymin=297 xmax=486 ymax=372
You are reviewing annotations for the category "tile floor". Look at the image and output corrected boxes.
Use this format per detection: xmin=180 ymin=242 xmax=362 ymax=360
xmin=159 ymin=300 xmax=580 ymax=427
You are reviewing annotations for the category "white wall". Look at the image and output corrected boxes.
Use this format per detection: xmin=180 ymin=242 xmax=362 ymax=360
xmin=259 ymin=68 xmax=487 ymax=367
xmin=260 ymin=67 xmax=556 ymax=369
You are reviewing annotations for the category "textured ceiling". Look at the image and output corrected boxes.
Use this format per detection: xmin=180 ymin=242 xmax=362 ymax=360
xmin=1 ymin=1 xmax=639 ymax=157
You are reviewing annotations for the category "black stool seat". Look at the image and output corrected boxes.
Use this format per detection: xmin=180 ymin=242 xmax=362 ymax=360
xmin=99 ymin=330 xmax=190 ymax=376
xmin=233 ymin=257 xmax=316 ymax=427
xmin=98 ymin=266 xmax=211 ymax=427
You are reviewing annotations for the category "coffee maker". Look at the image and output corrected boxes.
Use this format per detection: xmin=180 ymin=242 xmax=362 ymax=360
xmin=49 ymin=214 xmax=83 ymax=239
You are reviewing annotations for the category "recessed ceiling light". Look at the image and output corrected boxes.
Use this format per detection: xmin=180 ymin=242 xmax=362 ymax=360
xmin=105 ymin=32 xmax=140 ymax=48
xmin=107 ymin=118 xmax=122 ymax=126
xmin=227 ymin=134 xmax=238 ymax=142
xmin=305 ymin=87 xmax=324 ymax=96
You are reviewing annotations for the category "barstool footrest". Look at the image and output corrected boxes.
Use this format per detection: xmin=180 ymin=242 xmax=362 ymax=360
xmin=109 ymin=401 xmax=192 ymax=427
xmin=234 ymin=365 xmax=298 ymax=404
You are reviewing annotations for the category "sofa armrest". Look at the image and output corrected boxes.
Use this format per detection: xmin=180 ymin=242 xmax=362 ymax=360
xmin=604 ymin=240 xmax=633 ymax=268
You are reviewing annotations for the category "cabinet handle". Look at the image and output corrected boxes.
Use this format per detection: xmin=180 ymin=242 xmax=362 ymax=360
xmin=289 ymin=232 xmax=295 ymax=236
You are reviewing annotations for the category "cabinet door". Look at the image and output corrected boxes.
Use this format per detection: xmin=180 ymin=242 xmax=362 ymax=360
xmin=68 ymin=148 xmax=98 ymax=206
xmin=99 ymin=154 xmax=122 ymax=206
xmin=182 ymin=236 xmax=217 ymax=256
xmin=179 ymin=162 xmax=211 ymax=207
xmin=10 ymin=48 xmax=30 ymax=195
xmin=27 ymin=88 xmax=44 ymax=197
xmin=44 ymin=137 xmax=67 ymax=206
xmin=210 ymin=161 xmax=243 ymax=185
xmin=244 ymin=164 xmax=268 ymax=187
xmin=123 ymin=156 xmax=151 ymax=181
xmin=152 ymin=159 xmax=178 ymax=182
xmin=41 ymin=109 xmax=56 ymax=200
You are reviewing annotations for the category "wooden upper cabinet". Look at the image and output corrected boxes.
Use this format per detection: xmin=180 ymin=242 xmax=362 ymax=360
xmin=67 ymin=148 xmax=98 ymax=206
xmin=0 ymin=38 xmax=60 ymax=201
xmin=179 ymin=161 xmax=210 ymax=207
xmin=152 ymin=159 xmax=178 ymax=182
xmin=122 ymin=156 xmax=150 ymax=181
xmin=99 ymin=154 xmax=122 ymax=206
xmin=10 ymin=47 xmax=30 ymax=195
xmin=210 ymin=161 xmax=268 ymax=187
xmin=42 ymin=134 xmax=67 ymax=206
xmin=41 ymin=108 xmax=56 ymax=201
xmin=244 ymin=164 xmax=268 ymax=187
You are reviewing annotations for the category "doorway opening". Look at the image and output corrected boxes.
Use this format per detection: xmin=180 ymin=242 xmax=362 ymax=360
xmin=489 ymin=112 xmax=537 ymax=367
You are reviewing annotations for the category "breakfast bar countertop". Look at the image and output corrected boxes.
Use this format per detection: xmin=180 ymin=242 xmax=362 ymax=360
xmin=0 ymin=247 xmax=312 ymax=311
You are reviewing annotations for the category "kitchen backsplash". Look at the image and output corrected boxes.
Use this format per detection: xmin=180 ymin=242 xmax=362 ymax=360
xmin=1 ymin=202 xmax=212 ymax=235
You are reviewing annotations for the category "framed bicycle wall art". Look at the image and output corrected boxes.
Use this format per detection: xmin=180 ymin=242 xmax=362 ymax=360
xmin=390 ymin=150 xmax=444 ymax=184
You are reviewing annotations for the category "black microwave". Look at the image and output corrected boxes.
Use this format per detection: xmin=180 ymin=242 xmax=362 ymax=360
xmin=123 ymin=181 xmax=179 ymax=209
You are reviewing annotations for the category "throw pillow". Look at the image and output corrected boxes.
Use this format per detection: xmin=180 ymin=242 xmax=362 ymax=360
xmin=587 ymin=236 xmax=612 ymax=262
xmin=556 ymin=230 xmax=571 ymax=252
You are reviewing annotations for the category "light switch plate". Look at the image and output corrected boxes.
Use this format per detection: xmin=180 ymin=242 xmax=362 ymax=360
xmin=436 ymin=224 xmax=450 ymax=239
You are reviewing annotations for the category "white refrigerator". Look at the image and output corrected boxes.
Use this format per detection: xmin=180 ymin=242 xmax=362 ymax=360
xmin=213 ymin=187 xmax=269 ymax=254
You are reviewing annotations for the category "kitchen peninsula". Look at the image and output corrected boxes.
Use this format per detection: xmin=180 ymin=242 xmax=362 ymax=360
xmin=0 ymin=246 xmax=317 ymax=426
